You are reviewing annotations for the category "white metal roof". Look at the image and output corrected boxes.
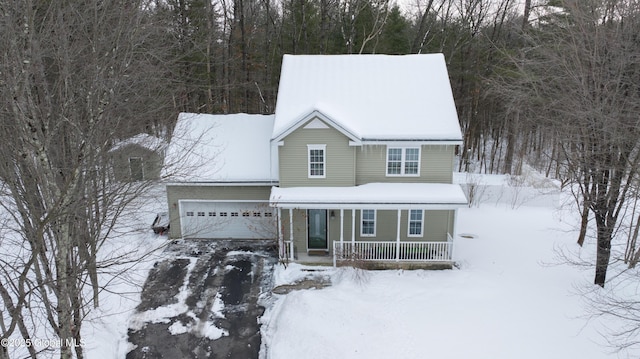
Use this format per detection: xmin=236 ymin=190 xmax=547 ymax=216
xmin=272 ymin=54 xmax=463 ymax=142
xmin=164 ymin=113 xmax=278 ymax=182
xmin=270 ymin=183 xmax=468 ymax=209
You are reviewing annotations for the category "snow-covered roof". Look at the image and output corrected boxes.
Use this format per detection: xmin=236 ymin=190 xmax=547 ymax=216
xmin=270 ymin=183 xmax=468 ymax=209
xmin=110 ymin=133 xmax=166 ymax=152
xmin=273 ymin=54 xmax=462 ymax=142
xmin=165 ymin=113 xmax=277 ymax=182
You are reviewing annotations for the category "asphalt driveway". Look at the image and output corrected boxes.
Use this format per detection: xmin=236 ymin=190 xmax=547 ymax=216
xmin=126 ymin=239 xmax=277 ymax=359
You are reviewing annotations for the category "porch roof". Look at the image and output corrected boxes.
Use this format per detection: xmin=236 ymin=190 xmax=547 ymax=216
xmin=270 ymin=183 xmax=468 ymax=210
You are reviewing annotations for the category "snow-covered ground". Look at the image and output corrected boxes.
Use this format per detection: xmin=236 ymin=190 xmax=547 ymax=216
xmin=80 ymin=176 xmax=636 ymax=359
xmin=81 ymin=186 xmax=170 ymax=359
xmin=259 ymin=180 xmax=626 ymax=359
xmin=0 ymin=185 xmax=170 ymax=359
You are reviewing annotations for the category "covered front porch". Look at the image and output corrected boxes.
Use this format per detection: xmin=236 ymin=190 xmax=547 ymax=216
xmin=270 ymin=183 xmax=468 ymax=267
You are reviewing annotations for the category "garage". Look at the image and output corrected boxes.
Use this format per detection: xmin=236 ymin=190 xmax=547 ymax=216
xmin=179 ymin=201 xmax=275 ymax=239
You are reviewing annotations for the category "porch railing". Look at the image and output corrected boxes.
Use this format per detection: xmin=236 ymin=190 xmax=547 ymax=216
xmin=280 ymin=240 xmax=295 ymax=262
xmin=333 ymin=237 xmax=454 ymax=266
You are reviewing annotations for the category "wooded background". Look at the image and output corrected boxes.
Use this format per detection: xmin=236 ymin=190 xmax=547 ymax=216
xmin=2 ymin=1 xmax=640 ymax=358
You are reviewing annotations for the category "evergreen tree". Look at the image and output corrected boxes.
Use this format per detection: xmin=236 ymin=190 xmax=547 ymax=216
xmin=377 ymin=5 xmax=411 ymax=54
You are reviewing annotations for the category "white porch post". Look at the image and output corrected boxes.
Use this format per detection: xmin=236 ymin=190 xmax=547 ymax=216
xmin=396 ymin=209 xmax=401 ymax=262
xmin=277 ymin=208 xmax=283 ymax=258
xmin=340 ymin=209 xmax=344 ymax=244
xmin=336 ymin=209 xmax=344 ymax=265
xmin=351 ymin=209 xmax=356 ymax=255
xmin=451 ymin=208 xmax=459 ymax=261
xmin=289 ymin=208 xmax=294 ymax=261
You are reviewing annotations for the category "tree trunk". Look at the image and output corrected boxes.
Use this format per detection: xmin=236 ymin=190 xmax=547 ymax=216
xmin=410 ymin=0 xmax=434 ymax=53
xmin=577 ymin=200 xmax=590 ymax=247
xmin=594 ymin=215 xmax=613 ymax=287
xmin=522 ymin=0 xmax=532 ymax=29
xmin=57 ymin=224 xmax=73 ymax=359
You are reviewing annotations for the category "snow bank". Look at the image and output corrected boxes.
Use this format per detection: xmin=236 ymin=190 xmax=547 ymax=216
xmin=455 ymin=167 xmax=560 ymax=208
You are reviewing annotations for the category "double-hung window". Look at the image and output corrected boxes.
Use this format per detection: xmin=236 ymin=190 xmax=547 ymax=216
xmin=408 ymin=209 xmax=424 ymax=237
xmin=386 ymin=147 xmax=420 ymax=176
xmin=308 ymin=144 xmax=326 ymax=178
xmin=361 ymin=209 xmax=376 ymax=236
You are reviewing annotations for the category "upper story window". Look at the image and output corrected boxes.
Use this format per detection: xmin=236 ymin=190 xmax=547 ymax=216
xmin=361 ymin=209 xmax=376 ymax=237
xmin=386 ymin=147 xmax=420 ymax=176
xmin=308 ymin=144 xmax=326 ymax=178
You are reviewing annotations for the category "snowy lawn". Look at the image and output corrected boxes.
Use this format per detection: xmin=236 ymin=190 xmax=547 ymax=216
xmin=81 ymin=186 xmax=170 ymax=359
xmin=260 ymin=202 xmax=618 ymax=359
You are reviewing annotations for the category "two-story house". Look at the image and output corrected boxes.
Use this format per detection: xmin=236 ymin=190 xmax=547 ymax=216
xmin=164 ymin=54 xmax=467 ymax=267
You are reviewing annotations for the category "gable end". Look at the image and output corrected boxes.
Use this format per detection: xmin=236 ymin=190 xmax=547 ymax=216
xmin=304 ymin=118 xmax=330 ymax=129
xmin=272 ymin=110 xmax=361 ymax=145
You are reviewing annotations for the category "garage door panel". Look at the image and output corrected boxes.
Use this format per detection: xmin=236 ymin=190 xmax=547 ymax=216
xmin=180 ymin=201 xmax=275 ymax=239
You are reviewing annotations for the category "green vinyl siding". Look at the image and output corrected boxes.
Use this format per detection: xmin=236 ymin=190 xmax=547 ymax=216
xmin=355 ymin=144 xmax=455 ymax=184
xmin=423 ymin=145 xmax=455 ymax=183
xmin=424 ymin=210 xmax=453 ymax=241
xmin=365 ymin=209 xmax=452 ymax=242
xmin=358 ymin=210 xmax=396 ymax=241
xmin=166 ymin=185 xmax=272 ymax=238
xmin=278 ymin=118 xmax=355 ymax=187
xmin=327 ymin=210 xmax=350 ymax=249
xmin=377 ymin=209 xmax=452 ymax=242
xmin=285 ymin=209 xmax=454 ymax=258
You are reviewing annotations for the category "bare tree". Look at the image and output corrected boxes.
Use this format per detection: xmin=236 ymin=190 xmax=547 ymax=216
xmin=494 ymin=0 xmax=640 ymax=287
xmin=339 ymin=0 xmax=391 ymax=53
xmin=0 ymin=0 xmax=177 ymax=357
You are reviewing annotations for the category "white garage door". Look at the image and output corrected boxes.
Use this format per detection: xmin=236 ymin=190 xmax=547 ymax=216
xmin=180 ymin=201 xmax=275 ymax=239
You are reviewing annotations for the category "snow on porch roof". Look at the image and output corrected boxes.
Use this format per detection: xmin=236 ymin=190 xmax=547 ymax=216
xmin=270 ymin=183 xmax=468 ymax=209
xmin=272 ymin=54 xmax=463 ymax=142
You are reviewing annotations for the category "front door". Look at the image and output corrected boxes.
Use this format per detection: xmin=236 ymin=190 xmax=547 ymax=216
xmin=307 ymin=209 xmax=328 ymax=250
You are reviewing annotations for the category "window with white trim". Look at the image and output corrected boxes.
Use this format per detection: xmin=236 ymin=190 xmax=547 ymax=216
xmin=308 ymin=144 xmax=326 ymax=178
xmin=408 ymin=209 xmax=424 ymax=237
xmin=361 ymin=209 xmax=376 ymax=236
xmin=386 ymin=147 xmax=420 ymax=176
